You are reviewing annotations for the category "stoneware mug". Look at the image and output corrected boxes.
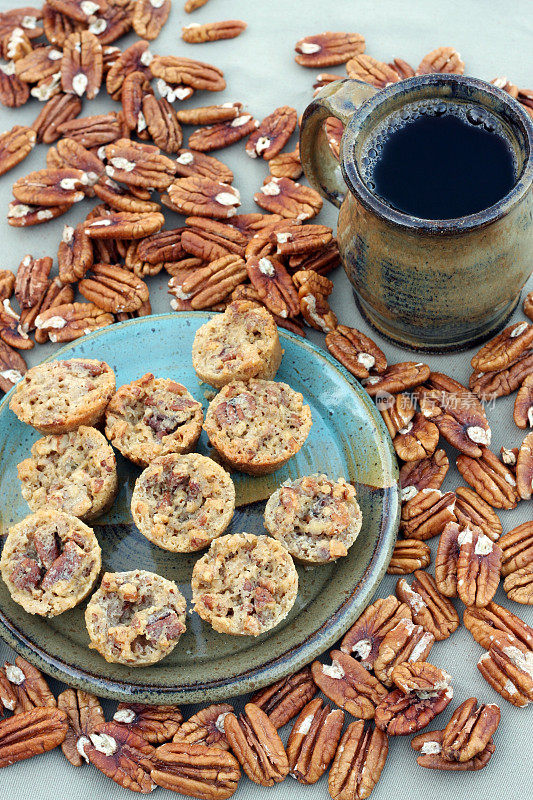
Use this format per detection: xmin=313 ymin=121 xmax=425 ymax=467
xmin=300 ymin=74 xmax=533 ymax=351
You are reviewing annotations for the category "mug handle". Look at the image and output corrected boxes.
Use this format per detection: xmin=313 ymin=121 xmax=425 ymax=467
xmin=300 ymin=79 xmax=378 ymax=208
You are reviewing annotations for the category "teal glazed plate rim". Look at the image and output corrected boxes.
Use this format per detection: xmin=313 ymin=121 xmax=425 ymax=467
xmin=0 ymin=313 xmax=400 ymax=705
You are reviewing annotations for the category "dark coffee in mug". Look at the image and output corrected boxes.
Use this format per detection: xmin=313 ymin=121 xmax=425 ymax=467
xmin=361 ymin=100 xmax=517 ymax=219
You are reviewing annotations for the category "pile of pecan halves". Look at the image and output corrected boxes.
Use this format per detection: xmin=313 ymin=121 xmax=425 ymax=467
xmin=0 ymin=7 xmax=533 ymax=798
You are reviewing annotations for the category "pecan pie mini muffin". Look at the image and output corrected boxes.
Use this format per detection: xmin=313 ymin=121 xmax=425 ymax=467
xmin=17 ymin=426 xmax=118 ymax=522
xmin=192 ymin=300 xmax=283 ymax=388
xmin=105 ymin=373 xmax=203 ymax=467
xmin=131 ymin=453 xmax=235 ymax=552
xmin=203 ymin=379 xmax=312 ymax=475
xmin=191 ymin=532 xmax=298 ymax=636
xmin=85 ymin=569 xmax=187 ymax=666
xmin=9 ymin=358 xmax=115 ymax=434
xmin=0 ymin=509 xmax=101 ymax=617
xmin=264 ymin=474 xmax=362 ymax=564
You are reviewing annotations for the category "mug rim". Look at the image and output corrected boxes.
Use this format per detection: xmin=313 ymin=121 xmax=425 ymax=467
xmin=340 ymin=74 xmax=533 ymax=234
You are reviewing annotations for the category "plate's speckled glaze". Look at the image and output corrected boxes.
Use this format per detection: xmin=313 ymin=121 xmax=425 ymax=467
xmin=0 ymin=313 xmax=399 ymax=705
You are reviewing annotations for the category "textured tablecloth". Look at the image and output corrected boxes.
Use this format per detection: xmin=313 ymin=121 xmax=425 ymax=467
xmin=0 ymin=0 xmax=532 ymax=797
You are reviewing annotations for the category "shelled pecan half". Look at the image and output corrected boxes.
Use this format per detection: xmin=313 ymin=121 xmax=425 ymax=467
xmin=441 ymin=697 xmax=500 ymax=762
xmin=471 ymin=321 xmax=533 ymax=373
xmin=373 ymin=618 xmax=435 ymax=687
xmin=454 ymin=486 xmax=502 ymax=541
xmin=182 ymin=19 xmax=247 ymax=44
xmin=463 ymin=601 xmax=533 ymax=653
xmin=478 ymin=645 xmax=533 ymax=707
xmin=400 ymin=488 xmax=456 ymax=541
xmin=286 ymin=697 xmax=344 ymax=784
xmin=0 ymin=125 xmax=36 ymax=175
xmin=80 ymin=722 xmax=156 ymax=792
xmin=326 ymin=325 xmax=387 ymax=380
xmin=456 ymin=448 xmax=519 ymax=509
xmin=387 ymin=539 xmax=431 ymax=575
xmin=516 ymin=431 xmax=533 ymax=501
xmin=311 ymin=651 xmax=388 ymax=718
xmin=224 ymin=703 xmax=288 ymax=786
xmin=294 ymin=31 xmax=365 ymax=67
xmin=111 ymin=704 xmax=182 ymax=746
xmin=57 ymin=689 xmax=105 ymax=767
xmin=399 ymin=450 xmax=450 ymax=496
xmin=254 ymin=176 xmax=323 ymax=220
xmin=411 ymin=729 xmax=495 ymax=771
xmin=396 ymin=571 xmax=459 ymax=641
xmin=0 ymin=707 xmax=68 ymax=768
xmin=340 ymin=595 xmax=412 ymax=669
xmin=173 ymin=704 xmax=231 ymax=750
xmin=250 ymin=666 xmax=317 ymax=728
xmin=151 ymin=741 xmax=240 ymax=799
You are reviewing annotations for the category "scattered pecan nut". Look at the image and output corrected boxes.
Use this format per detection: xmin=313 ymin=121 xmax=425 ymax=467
xmin=57 ymin=688 xmax=105 ymax=767
xmin=151 ymin=741 xmax=240 ymax=799
xmin=346 ymin=54 xmax=400 ymax=87
xmin=456 ymin=447 xmax=519 ymax=509
xmin=20 ymin=279 xmax=74 ymax=342
xmin=340 ymin=595 xmax=412 ymax=669
xmin=172 ymin=704 xmax=231 ymax=750
xmin=57 ymin=222 xmax=93 ymax=283
xmin=0 ymin=340 xmax=27 ymax=393
xmin=454 ymin=485 xmax=502 ymax=541
xmin=400 ymin=488 xmax=456 ymax=541
xmin=169 ymin=254 xmax=246 ymax=310
xmin=0 ymin=60 xmax=30 ymax=108
xmin=246 ymin=255 xmax=299 ymax=319
xmin=182 ymin=218 xmax=245 ymax=261
xmin=524 ymin=292 xmax=533 ymax=321
xmin=80 ymin=721 xmax=156 ymax=792
xmin=516 ymin=430 xmax=533 ymax=501
xmin=85 ymin=210 xmax=165 ymax=239
xmin=13 ymin=167 xmax=88 ymax=206
xmin=35 ymin=301 xmax=113 ymax=342
xmin=373 ymin=618 xmax=435 ymax=687
xmin=182 ymin=19 xmax=247 ymax=43
xmin=311 ymin=651 xmax=388 ymax=718
xmin=418 ymin=372 xmax=491 ymax=457
xmin=188 ymin=113 xmax=258 ymax=152
xmin=15 ymin=255 xmax=52 ymax=309
xmin=455 ymin=525 xmax=502 ymax=607
xmin=363 ymin=362 xmax=430 ymax=397
xmin=106 ymin=40 xmax=152 ymax=100
xmin=435 ymin=521 xmax=461 ymax=597
xmin=478 ymin=645 xmax=533 ymax=707
xmin=246 ymin=106 xmax=297 ymax=160
xmin=142 ymin=95 xmax=183 ymax=153
xmin=250 ymin=666 xmax=317 ymax=728
xmin=224 ymin=702 xmax=288 ymax=786
xmin=133 ymin=0 xmax=171 ymax=40
xmin=471 ymin=321 xmax=533 ymax=373
xmin=326 ymin=325 xmax=387 ymax=380
xmin=294 ymin=31 xmax=365 ymax=67
xmin=375 ymin=664 xmax=453 ymax=737
xmin=329 ymin=720 xmax=388 ymax=800
xmin=0 ymin=125 xmax=36 ymax=176
xmin=470 ymin=351 xmax=533 ymax=399
xmin=463 ymin=601 xmax=533 ymax=653
xmin=168 ymin=175 xmax=240 ymax=219
xmin=149 ymin=55 xmax=225 ymax=91
xmin=286 ymin=697 xmax=344 ymax=784
xmin=387 ymin=539 xmax=431 ymax=575
xmin=105 ymin=138 xmax=177 ymax=190
xmin=0 ymin=707 xmax=68 ymax=768
xmin=61 ymin=30 xmax=102 ymax=98
xmin=0 ymin=656 xmax=56 ymax=713
xmin=514 ymin=374 xmax=533 ymax=429
xmin=15 ymin=44 xmax=63 ymax=83
xmin=400 ymin=449 xmax=449 ymax=497
xmin=441 ymin=697 xmax=500 ymax=763
xmin=396 ymin=571 xmax=459 ymax=641
xmin=416 ymin=46 xmax=465 ymax=75
xmin=79 ymin=263 xmax=149 ymax=313
xmin=113 ymin=703 xmax=183 ymax=745
xmin=254 ymin=176 xmax=323 ymax=220
xmin=411 ymin=729 xmax=495 ymax=771
xmin=175 ymin=149 xmax=233 ymax=185
xmin=269 ymin=146 xmax=302 ymax=180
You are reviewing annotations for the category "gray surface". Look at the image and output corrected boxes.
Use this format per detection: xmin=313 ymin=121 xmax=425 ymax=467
xmin=0 ymin=0 xmax=532 ymax=797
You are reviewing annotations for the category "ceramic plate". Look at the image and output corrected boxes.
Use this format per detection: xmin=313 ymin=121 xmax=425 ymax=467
xmin=0 ymin=313 xmax=399 ymax=704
